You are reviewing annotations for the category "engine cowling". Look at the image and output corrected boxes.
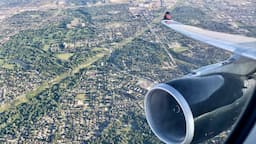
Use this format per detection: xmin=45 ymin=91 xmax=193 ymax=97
xmin=144 ymin=73 xmax=249 ymax=144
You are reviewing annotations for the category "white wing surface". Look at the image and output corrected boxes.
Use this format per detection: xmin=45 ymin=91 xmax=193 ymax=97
xmin=162 ymin=20 xmax=256 ymax=60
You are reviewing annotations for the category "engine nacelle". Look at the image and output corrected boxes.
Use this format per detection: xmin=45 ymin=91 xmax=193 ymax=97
xmin=145 ymin=73 xmax=249 ymax=144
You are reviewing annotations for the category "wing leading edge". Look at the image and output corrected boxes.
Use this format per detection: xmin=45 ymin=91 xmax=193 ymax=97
xmin=161 ymin=20 xmax=256 ymax=60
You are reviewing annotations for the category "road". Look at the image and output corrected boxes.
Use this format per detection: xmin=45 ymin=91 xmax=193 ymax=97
xmin=0 ymin=8 xmax=166 ymax=113
xmin=0 ymin=3 xmax=117 ymax=46
xmin=0 ymin=51 xmax=108 ymax=113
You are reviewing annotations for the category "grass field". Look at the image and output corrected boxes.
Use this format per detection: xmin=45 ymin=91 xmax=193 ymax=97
xmin=2 ymin=63 xmax=15 ymax=69
xmin=0 ymin=59 xmax=4 ymax=65
xmin=172 ymin=46 xmax=189 ymax=53
xmin=43 ymin=44 xmax=50 ymax=51
xmin=0 ymin=58 xmax=15 ymax=69
xmin=56 ymin=53 xmax=74 ymax=61
xmin=76 ymin=93 xmax=85 ymax=100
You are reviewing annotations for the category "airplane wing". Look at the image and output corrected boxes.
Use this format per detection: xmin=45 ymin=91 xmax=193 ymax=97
xmin=161 ymin=20 xmax=256 ymax=60
xmin=145 ymin=19 xmax=256 ymax=144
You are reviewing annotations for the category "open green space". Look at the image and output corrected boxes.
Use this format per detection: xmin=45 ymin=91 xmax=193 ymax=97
xmin=172 ymin=46 xmax=189 ymax=53
xmin=56 ymin=53 xmax=74 ymax=61
xmin=2 ymin=63 xmax=15 ymax=69
xmin=0 ymin=59 xmax=14 ymax=69
xmin=76 ymin=93 xmax=85 ymax=100
xmin=0 ymin=52 xmax=108 ymax=113
xmin=0 ymin=59 xmax=4 ymax=65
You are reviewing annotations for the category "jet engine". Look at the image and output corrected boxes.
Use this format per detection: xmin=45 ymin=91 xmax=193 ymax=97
xmin=144 ymin=73 xmax=254 ymax=144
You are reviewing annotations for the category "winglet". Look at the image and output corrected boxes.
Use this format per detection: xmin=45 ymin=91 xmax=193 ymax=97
xmin=163 ymin=11 xmax=172 ymax=20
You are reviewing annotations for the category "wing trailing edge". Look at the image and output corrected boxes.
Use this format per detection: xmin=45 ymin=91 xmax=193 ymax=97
xmin=161 ymin=20 xmax=256 ymax=60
